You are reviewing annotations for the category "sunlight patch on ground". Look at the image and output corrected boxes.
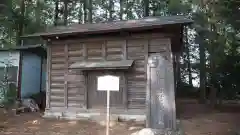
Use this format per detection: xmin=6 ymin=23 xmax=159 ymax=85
xmin=68 ymin=121 xmax=77 ymax=125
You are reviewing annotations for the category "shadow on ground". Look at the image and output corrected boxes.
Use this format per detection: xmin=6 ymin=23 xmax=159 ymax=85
xmin=176 ymin=99 xmax=240 ymax=135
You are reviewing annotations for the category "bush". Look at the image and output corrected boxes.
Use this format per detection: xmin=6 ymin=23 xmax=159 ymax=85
xmin=0 ymin=83 xmax=17 ymax=108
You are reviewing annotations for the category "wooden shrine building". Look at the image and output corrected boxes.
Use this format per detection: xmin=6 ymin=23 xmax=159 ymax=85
xmin=24 ymin=16 xmax=192 ymax=129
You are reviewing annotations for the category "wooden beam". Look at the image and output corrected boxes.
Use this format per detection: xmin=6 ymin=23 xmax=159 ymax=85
xmin=64 ymin=44 xmax=68 ymax=108
xmin=82 ymin=43 xmax=88 ymax=109
xmin=17 ymin=51 xmax=23 ymax=99
xmin=46 ymin=45 xmax=51 ymax=110
xmin=39 ymin=55 xmax=43 ymax=109
xmin=50 ymin=33 xmax=169 ymax=45
xmin=84 ymin=71 xmax=88 ymax=109
xmin=83 ymin=43 xmax=87 ymax=60
xmin=144 ymin=40 xmax=149 ymax=79
xmin=122 ymin=39 xmax=128 ymax=109
xmin=39 ymin=56 xmax=43 ymax=93
xmin=122 ymin=40 xmax=127 ymax=60
xmin=122 ymin=72 xmax=128 ymax=109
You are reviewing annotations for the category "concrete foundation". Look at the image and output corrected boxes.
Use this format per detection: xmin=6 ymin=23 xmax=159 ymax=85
xmin=43 ymin=109 xmax=146 ymax=122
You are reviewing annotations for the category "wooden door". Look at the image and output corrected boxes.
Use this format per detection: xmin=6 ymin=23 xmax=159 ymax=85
xmin=147 ymin=53 xmax=176 ymax=129
xmin=87 ymin=71 xmax=124 ymax=109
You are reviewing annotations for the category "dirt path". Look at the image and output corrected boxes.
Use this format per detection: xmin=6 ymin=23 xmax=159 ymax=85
xmin=0 ymin=100 xmax=239 ymax=135
xmin=177 ymin=99 xmax=240 ymax=135
xmin=0 ymin=112 xmax=142 ymax=135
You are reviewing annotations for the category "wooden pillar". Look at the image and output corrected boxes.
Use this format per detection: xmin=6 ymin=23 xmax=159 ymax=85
xmin=39 ymin=54 xmax=43 ymax=109
xmin=46 ymin=45 xmax=51 ymax=110
xmin=64 ymin=44 xmax=68 ymax=108
xmin=17 ymin=51 xmax=23 ymax=99
xmin=83 ymin=43 xmax=88 ymax=109
xmin=121 ymin=39 xmax=128 ymax=109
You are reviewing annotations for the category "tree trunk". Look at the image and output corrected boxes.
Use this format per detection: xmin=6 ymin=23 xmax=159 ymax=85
xmin=63 ymin=0 xmax=68 ymax=26
xmin=126 ymin=0 xmax=130 ymax=19
xmin=109 ymin=0 xmax=114 ymax=21
xmin=152 ymin=1 xmax=157 ymax=16
xmin=120 ymin=0 xmax=123 ymax=20
xmin=54 ymin=0 xmax=59 ymax=26
xmin=173 ymin=53 xmax=178 ymax=93
xmin=176 ymin=53 xmax=181 ymax=90
xmin=78 ymin=0 xmax=83 ymax=24
xmin=83 ymin=0 xmax=87 ymax=23
xmin=16 ymin=0 xmax=25 ymax=46
xmin=143 ymin=0 xmax=149 ymax=17
xmin=209 ymin=23 xmax=217 ymax=108
xmin=36 ymin=0 xmax=41 ymax=27
xmin=185 ymin=27 xmax=193 ymax=86
xmin=218 ymin=88 xmax=223 ymax=105
xmin=209 ymin=69 xmax=217 ymax=108
xmin=198 ymin=0 xmax=207 ymax=104
xmin=88 ymin=0 xmax=92 ymax=23
xmin=199 ymin=37 xmax=206 ymax=103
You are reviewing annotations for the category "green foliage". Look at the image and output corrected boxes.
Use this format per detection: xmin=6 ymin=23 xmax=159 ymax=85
xmin=0 ymin=0 xmax=239 ymax=100
xmin=0 ymin=59 xmax=17 ymax=108
xmin=0 ymin=84 xmax=17 ymax=107
xmin=177 ymin=82 xmax=199 ymax=98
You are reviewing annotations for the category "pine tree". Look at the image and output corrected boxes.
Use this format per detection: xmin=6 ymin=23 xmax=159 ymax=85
xmin=63 ymin=0 xmax=68 ymax=25
xmin=16 ymin=0 xmax=25 ymax=46
xmin=143 ymin=0 xmax=149 ymax=17
xmin=88 ymin=0 xmax=92 ymax=23
xmin=54 ymin=0 xmax=59 ymax=26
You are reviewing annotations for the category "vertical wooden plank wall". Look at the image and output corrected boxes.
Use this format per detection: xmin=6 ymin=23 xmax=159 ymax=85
xmin=50 ymin=43 xmax=86 ymax=109
xmin=68 ymin=43 xmax=85 ymax=108
xmin=50 ymin=44 xmax=65 ymax=107
xmin=48 ymin=34 xmax=171 ymax=110
xmin=127 ymin=39 xmax=148 ymax=109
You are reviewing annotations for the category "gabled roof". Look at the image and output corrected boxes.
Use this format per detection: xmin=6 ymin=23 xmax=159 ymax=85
xmin=22 ymin=15 xmax=193 ymax=38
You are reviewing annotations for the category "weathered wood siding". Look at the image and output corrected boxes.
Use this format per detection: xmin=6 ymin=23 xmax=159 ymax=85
xmin=127 ymin=39 xmax=147 ymax=109
xmin=87 ymin=71 xmax=125 ymax=109
xmin=67 ymin=44 xmax=85 ymax=108
xmin=50 ymin=45 xmax=65 ymax=107
xmin=48 ymin=33 xmax=172 ymax=111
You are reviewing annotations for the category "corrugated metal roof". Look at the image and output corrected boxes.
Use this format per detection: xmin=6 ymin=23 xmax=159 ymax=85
xmin=22 ymin=16 xmax=193 ymax=38
xmin=69 ymin=60 xmax=134 ymax=70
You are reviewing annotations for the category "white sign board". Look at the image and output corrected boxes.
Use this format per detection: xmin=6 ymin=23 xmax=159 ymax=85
xmin=97 ymin=75 xmax=120 ymax=91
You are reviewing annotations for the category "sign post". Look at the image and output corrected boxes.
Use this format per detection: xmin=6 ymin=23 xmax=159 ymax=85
xmin=106 ymin=90 xmax=110 ymax=135
xmin=97 ymin=75 xmax=120 ymax=135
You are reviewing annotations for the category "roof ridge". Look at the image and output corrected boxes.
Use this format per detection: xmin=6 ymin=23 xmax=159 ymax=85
xmin=22 ymin=15 xmax=193 ymax=38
